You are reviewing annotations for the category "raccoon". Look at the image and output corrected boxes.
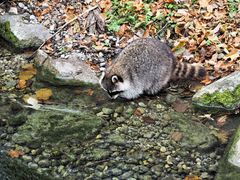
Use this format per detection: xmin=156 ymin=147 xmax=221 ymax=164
xmin=99 ymin=38 xmax=206 ymax=99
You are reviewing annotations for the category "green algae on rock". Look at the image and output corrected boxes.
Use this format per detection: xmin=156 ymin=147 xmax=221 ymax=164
xmin=169 ymin=112 xmax=218 ymax=151
xmin=0 ymin=14 xmax=50 ymax=50
xmin=12 ymin=109 xmax=102 ymax=148
xmin=193 ymin=71 xmax=240 ymax=112
xmin=0 ymin=153 xmax=54 ymax=180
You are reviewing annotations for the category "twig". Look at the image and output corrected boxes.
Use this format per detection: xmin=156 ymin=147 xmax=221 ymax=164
xmin=28 ymin=5 xmax=98 ymax=60
xmin=157 ymin=22 xmax=169 ymax=35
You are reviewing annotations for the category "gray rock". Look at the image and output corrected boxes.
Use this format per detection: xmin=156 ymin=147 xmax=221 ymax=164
xmin=170 ymin=112 xmax=217 ymax=151
xmin=102 ymin=108 xmax=114 ymax=115
xmin=110 ymin=168 xmax=122 ymax=176
xmin=8 ymin=7 xmax=18 ymax=15
xmin=0 ymin=14 xmax=51 ymax=50
xmin=22 ymin=155 xmax=32 ymax=162
xmin=120 ymin=171 xmax=134 ymax=179
xmin=193 ymin=71 xmax=240 ymax=111
xmin=38 ymin=159 xmax=50 ymax=168
xmin=11 ymin=109 xmax=102 ymax=148
xmin=34 ymin=50 xmax=99 ymax=86
xmin=216 ymin=121 xmax=240 ymax=179
xmin=107 ymin=134 xmax=126 ymax=145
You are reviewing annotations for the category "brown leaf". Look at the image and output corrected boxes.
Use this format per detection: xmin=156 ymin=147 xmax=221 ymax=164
xmin=224 ymin=48 xmax=239 ymax=61
xmin=217 ymin=131 xmax=229 ymax=144
xmin=216 ymin=115 xmax=228 ymax=127
xmin=17 ymin=79 xmax=27 ymax=89
xmin=142 ymin=116 xmax=156 ymax=124
xmin=171 ymin=132 xmax=183 ymax=142
xmin=201 ymin=75 xmax=212 ymax=85
xmin=87 ymin=89 xmax=94 ymax=96
xmin=7 ymin=150 xmax=24 ymax=158
xmin=100 ymin=0 xmax=112 ymax=13
xmin=116 ymin=24 xmax=129 ymax=37
xmin=36 ymin=88 xmax=53 ymax=101
xmin=184 ymin=175 xmax=201 ymax=180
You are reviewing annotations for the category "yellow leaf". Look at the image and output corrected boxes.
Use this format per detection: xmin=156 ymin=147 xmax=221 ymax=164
xmin=18 ymin=79 xmax=27 ymax=89
xmin=19 ymin=64 xmax=37 ymax=80
xmin=172 ymin=41 xmax=186 ymax=52
xmin=7 ymin=150 xmax=24 ymax=158
xmin=184 ymin=175 xmax=201 ymax=180
xmin=36 ymin=88 xmax=53 ymax=101
xmin=224 ymin=48 xmax=239 ymax=60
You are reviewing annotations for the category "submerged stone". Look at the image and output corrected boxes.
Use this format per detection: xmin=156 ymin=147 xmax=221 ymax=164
xmin=0 ymin=153 xmax=53 ymax=180
xmin=12 ymin=107 xmax=102 ymax=148
xmin=193 ymin=71 xmax=240 ymax=112
xmin=0 ymin=14 xmax=50 ymax=50
xmin=170 ymin=112 xmax=217 ymax=151
xmin=34 ymin=50 xmax=99 ymax=86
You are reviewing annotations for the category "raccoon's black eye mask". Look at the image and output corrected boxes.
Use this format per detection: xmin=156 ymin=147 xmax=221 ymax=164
xmin=108 ymin=90 xmax=123 ymax=97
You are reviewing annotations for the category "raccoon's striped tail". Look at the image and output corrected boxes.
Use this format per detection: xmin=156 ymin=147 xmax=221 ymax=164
xmin=172 ymin=62 xmax=206 ymax=80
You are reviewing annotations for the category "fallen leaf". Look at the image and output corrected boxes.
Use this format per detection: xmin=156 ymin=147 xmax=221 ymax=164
xmin=100 ymin=0 xmax=112 ymax=13
xmin=201 ymin=75 xmax=212 ymax=85
xmin=36 ymin=88 xmax=53 ymax=101
xmin=134 ymin=108 xmax=144 ymax=116
xmin=224 ymin=48 xmax=240 ymax=61
xmin=212 ymin=130 xmax=229 ymax=144
xmin=18 ymin=79 xmax=27 ymax=89
xmin=7 ymin=150 xmax=24 ymax=158
xmin=142 ymin=116 xmax=155 ymax=124
xmin=87 ymin=89 xmax=94 ymax=96
xmin=216 ymin=115 xmax=228 ymax=127
xmin=116 ymin=24 xmax=129 ymax=37
xmin=184 ymin=175 xmax=201 ymax=180
xmin=19 ymin=64 xmax=37 ymax=81
xmin=172 ymin=41 xmax=186 ymax=52
xmin=171 ymin=131 xmax=183 ymax=142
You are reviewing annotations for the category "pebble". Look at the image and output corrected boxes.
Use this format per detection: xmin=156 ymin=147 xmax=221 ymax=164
xmin=8 ymin=7 xmax=18 ymax=14
xmin=110 ymin=168 xmax=122 ymax=176
xmin=138 ymin=102 xmax=147 ymax=107
xmin=201 ymin=172 xmax=209 ymax=179
xmin=102 ymin=108 xmax=114 ymax=115
xmin=18 ymin=3 xmax=25 ymax=9
xmin=160 ymin=146 xmax=167 ymax=153
xmin=22 ymin=155 xmax=32 ymax=162
xmin=38 ymin=159 xmax=50 ymax=168
xmin=28 ymin=162 xmax=38 ymax=169
xmin=120 ymin=171 xmax=134 ymax=179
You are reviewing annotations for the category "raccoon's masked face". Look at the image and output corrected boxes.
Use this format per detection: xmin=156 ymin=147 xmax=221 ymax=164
xmin=99 ymin=72 xmax=128 ymax=99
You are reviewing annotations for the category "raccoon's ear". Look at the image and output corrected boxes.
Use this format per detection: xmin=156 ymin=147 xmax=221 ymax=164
xmin=111 ymin=75 xmax=119 ymax=83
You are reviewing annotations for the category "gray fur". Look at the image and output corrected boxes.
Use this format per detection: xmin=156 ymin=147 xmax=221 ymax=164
xmin=99 ymin=38 xmax=205 ymax=99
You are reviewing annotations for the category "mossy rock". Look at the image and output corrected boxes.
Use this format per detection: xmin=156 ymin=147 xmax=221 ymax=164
xmin=12 ymin=109 xmax=102 ymax=148
xmin=0 ymin=153 xmax=54 ymax=180
xmin=170 ymin=112 xmax=217 ymax=151
xmin=193 ymin=71 xmax=240 ymax=112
